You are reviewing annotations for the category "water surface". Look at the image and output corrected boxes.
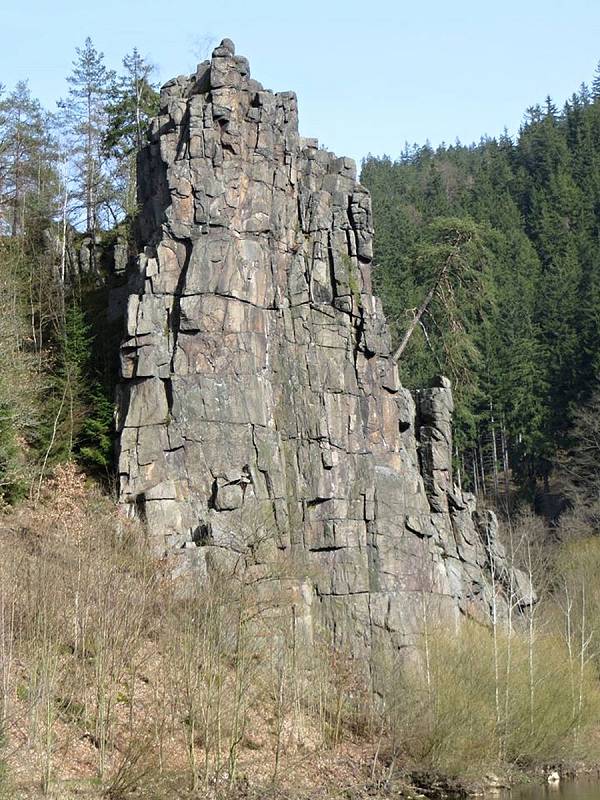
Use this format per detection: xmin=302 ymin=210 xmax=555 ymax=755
xmin=512 ymin=781 xmax=600 ymax=800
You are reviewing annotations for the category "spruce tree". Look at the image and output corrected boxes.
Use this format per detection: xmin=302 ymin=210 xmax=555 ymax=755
xmin=592 ymin=59 xmax=600 ymax=101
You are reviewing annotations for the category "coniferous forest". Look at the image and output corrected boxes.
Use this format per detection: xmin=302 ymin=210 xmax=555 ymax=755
xmin=362 ymin=70 xmax=600 ymax=502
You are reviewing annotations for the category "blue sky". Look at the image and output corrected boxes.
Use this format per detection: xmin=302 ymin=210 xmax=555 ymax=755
xmin=3 ymin=0 xmax=600 ymax=167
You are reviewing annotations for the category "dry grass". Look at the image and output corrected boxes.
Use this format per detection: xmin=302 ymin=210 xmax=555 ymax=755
xmin=0 ymin=464 xmax=377 ymax=799
xmin=379 ymin=622 xmax=600 ymax=778
xmin=3 ymin=466 xmax=600 ymax=797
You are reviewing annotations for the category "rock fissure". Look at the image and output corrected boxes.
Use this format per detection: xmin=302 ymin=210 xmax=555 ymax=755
xmin=116 ymin=38 xmax=533 ymax=661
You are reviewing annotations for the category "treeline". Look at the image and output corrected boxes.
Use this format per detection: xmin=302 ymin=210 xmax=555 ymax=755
xmin=0 ymin=38 xmax=159 ymax=502
xmin=361 ymin=65 xmax=600 ymax=498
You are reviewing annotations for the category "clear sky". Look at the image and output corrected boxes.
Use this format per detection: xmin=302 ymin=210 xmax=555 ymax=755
xmin=3 ymin=0 xmax=600 ymax=167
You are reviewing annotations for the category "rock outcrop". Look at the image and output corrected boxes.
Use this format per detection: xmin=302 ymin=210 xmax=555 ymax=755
xmin=116 ymin=39 xmax=532 ymax=659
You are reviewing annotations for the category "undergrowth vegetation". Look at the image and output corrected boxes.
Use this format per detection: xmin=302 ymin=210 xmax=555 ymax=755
xmin=2 ymin=466 xmax=600 ymax=798
xmin=0 ymin=465 xmax=375 ymax=799
xmin=386 ymin=622 xmax=600 ymax=777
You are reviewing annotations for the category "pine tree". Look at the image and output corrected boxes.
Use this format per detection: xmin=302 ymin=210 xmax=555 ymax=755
xmin=104 ymin=48 xmax=159 ymax=216
xmin=0 ymin=82 xmax=55 ymax=236
xmin=59 ymin=37 xmax=116 ymax=234
xmin=105 ymin=48 xmax=158 ymax=156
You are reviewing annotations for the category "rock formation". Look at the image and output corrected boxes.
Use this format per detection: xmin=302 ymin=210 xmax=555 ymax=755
xmin=116 ymin=39 xmax=532 ymax=659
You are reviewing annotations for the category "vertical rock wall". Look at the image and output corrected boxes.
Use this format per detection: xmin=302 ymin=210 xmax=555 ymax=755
xmin=116 ymin=39 xmax=532 ymax=658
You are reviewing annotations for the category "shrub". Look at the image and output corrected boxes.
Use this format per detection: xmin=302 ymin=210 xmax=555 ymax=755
xmin=382 ymin=620 xmax=600 ymax=776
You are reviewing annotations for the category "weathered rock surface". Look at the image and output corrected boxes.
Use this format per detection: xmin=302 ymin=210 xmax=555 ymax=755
xmin=116 ymin=40 xmax=532 ymax=659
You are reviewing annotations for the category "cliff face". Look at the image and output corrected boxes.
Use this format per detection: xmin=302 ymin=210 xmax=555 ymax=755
xmin=116 ymin=39 xmax=532 ymax=658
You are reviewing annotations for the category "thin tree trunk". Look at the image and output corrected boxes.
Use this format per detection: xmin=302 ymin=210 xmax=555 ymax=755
xmin=479 ymin=442 xmax=486 ymax=496
xmin=35 ymin=379 xmax=68 ymax=505
xmin=490 ymin=405 xmax=499 ymax=500
xmin=526 ymin=540 xmax=535 ymax=737
xmin=11 ymin=121 xmax=22 ymax=237
xmin=486 ymin=525 xmax=501 ymax=745
xmin=501 ymin=419 xmax=510 ymax=500
xmin=455 ymin=446 xmax=462 ymax=493
xmin=392 ymin=249 xmax=456 ymax=363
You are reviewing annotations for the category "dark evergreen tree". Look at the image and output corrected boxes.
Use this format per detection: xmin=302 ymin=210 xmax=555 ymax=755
xmin=592 ymin=60 xmax=600 ymax=101
xmin=362 ymin=57 xmax=600 ymax=495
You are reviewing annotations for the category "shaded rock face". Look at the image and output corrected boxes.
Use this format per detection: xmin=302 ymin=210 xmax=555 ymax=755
xmin=116 ymin=40 xmax=531 ymax=659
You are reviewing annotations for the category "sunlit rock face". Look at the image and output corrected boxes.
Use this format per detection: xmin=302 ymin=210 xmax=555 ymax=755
xmin=116 ymin=38 xmax=532 ymax=659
